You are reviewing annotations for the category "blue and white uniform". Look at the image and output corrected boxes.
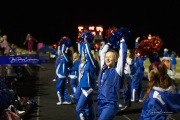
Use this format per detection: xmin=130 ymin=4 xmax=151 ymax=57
xmin=76 ymin=42 xmax=97 ymax=120
xmin=123 ymin=57 xmax=135 ymax=107
xmin=56 ymin=44 xmax=72 ymax=103
xmin=139 ymin=86 xmax=180 ymax=120
xmin=97 ymin=39 xmax=127 ymax=120
xmin=131 ymin=56 xmax=144 ymax=102
xmin=68 ymin=59 xmax=81 ymax=96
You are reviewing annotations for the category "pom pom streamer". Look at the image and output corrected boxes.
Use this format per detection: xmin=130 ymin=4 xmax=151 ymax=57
xmin=135 ymin=34 xmax=163 ymax=57
xmin=80 ymin=31 xmax=94 ymax=43
xmin=60 ymin=36 xmax=72 ymax=47
xmin=105 ymin=26 xmax=131 ymax=49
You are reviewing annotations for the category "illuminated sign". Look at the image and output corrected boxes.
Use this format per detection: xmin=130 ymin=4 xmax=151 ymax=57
xmin=78 ymin=25 xmax=103 ymax=43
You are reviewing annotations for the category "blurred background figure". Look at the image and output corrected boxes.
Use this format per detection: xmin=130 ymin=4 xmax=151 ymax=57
xmin=23 ymin=33 xmax=38 ymax=53
xmin=163 ymin=48 xmax=169 ymax=57
xmin=0 ymin=35 xmax=10 ymax=55
xmin=2 ymin=35 xmax=10 ymax=55
xmin=170 ymin=51 xmax=177 ymax=76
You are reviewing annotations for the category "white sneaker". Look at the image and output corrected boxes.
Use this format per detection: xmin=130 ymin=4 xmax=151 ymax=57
xmin=139 ymin=100 xmax=143 ymax=102
xmin=70 ymin=94 xmax=74 ymax=98
xmin=62 ymin=101 xmax=71 ymax=105
xmin=119 ymin=103 xmax=123 ymax=108
xmin=52 ymin=79 xmax=56 ymax=82
xmin=56 ymin=101 xmax=62 ymax=105
xmin=121 ymin=106 xmax=130 ymax=111
xmin=17 ymin=110 xmax=26 ymax=116
xmin=80 ymin=113 xmax=85 ymax=120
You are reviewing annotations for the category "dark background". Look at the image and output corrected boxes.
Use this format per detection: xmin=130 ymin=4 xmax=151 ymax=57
xmin=0 ymin=1 xmax=180 ymax=55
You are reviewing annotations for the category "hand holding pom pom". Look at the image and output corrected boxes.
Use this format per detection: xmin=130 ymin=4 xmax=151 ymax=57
xmin=135 ymin=37 xmax=140 ymax=42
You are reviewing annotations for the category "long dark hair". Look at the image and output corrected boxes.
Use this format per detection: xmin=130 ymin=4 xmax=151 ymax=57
xmin=143 ymin=62 xmax=175 ymax=101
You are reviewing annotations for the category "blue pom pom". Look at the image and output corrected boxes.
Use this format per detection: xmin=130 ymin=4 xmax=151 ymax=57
xmin=60 ymin=38 xmax=67 ymax=45
xmin=107 ymin=27 xmax=131 ymax=48
xmin=65 ymin=39 xmax=72 ymax=47
xmin=60 ymin=36 xmax=72 ymax=47
xmin=116 ymin=27 xmax=131 ymax=40
xmin=81 ymin=31 xmax=94 ymax=43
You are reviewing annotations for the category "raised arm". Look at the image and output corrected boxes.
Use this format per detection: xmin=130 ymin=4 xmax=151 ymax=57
xmin=99 ymin=43 xmax=110 ymax=69
xmin=116 ymin=39 xmax=127 ymax=76
xmin=84 ymin=42 xmax=96 ymax=68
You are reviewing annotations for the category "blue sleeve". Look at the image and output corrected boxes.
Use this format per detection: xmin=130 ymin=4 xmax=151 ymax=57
xmin=71 ymin=60 xmax=80 ymax=71
xmin=84 ymin=42 xmax=96 ymax=68
xmin=140 ymin=98 xmax=167 ymax=120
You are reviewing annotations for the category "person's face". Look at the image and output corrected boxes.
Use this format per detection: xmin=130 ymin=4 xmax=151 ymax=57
xmin=73 ymin=53 xmax=78 ymax=60
xmin=3 ymin=35 xmax=7 ymax=40
xmin=163 ymin=59 xmax=170 ymax=69
xmin=105 ymin=51 xmax=116 ymax=68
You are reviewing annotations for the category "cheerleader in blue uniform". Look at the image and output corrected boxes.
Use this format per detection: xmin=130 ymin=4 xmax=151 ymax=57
xmin=139 ymin=62 xmax=180 ymax=120
xmin=76 ymin=31 xmax=97 ymax=120
xmin=131 ymin=55 xmax=144 ymax=102
xmin=130 ymin=37 xmax=144 ymax=102
xmin=56 ymin=37 xmax=72 ymax=105
xmin=97 ymin=38 xmax=127 ymax=120
xmin=121 ymin=49 xmax=136 ymax=111
xmin=97 ymin=27 xmax=130 ymax=120
xmin=68 ymin=52 xmax=81 ymax=98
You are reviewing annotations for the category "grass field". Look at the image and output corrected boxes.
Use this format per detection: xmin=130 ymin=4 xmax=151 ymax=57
xmin=144 ymin=58 xmax=180 ymax=73
xmin=144 ymin=58 xmax=180 ymax=85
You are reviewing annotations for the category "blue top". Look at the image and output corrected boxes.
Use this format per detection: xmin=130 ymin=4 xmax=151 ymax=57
xmin=171 ymin=54 xmax=177 ymax=65
xmin=139 ymin=86 xmax=180 ymax=120
xmin=79 ymin=42 xmax=96 ymax=89
xmin=68 ymin=59 xmax=81 ymax=79
xmin=97 ymin=39 xmax=127 ymax=102
xmin=164 ymin=51 xmax=168 ymax=57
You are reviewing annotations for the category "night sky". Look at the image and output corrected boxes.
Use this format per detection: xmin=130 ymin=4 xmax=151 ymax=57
xmin=1 ymin=1 xmax=180 ymax=53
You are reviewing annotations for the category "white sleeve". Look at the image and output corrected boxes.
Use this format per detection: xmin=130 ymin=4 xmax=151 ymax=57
xmin=116 ymin=39 xmax=127 ymax=76
xmin=99 ymin=44 xmax=109 ymax=69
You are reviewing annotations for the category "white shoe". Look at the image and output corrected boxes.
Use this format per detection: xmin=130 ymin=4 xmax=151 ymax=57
xmin=80 ymin=113 xmax=85 ymax=120
xmin=119 ymin=103 xmax=123 ymax=108
xmin=139 ymin=100 xmax=143 ymax=102
xmin=121 ymin=106 xmax=130 ymax=111
xmin=56 ymin=101 xmax=62 ymax=105
xmin=62 ymin=101 xmax=71 ymax=105
xmin=70 ymin=94 xmax=74 ymax=98
xmin=17 ymin=110 xmax=26 ymax=116
xmin=52 ymin=79 xmax=56 ymax=82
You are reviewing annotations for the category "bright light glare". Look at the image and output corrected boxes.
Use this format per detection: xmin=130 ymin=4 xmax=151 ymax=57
xmin=78 ymin=26 xmax=84 ymax=31
xmin=96 ymin=27 xmax=103 ymax=32
xmin=89 ymin=26 xmax=95 ymax=30
xmin=92 ymin=31 xmax=96 ymax=35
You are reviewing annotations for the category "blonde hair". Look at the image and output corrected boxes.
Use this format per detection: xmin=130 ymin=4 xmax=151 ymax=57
xmin=106 ymin=49 xmax=118 ymax=63
xmin=91 ymin=50 xmax=100 ymax=66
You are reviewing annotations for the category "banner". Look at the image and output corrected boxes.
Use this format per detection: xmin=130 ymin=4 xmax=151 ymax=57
xmin=0 ymin=56 xmax=49 ymax=64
